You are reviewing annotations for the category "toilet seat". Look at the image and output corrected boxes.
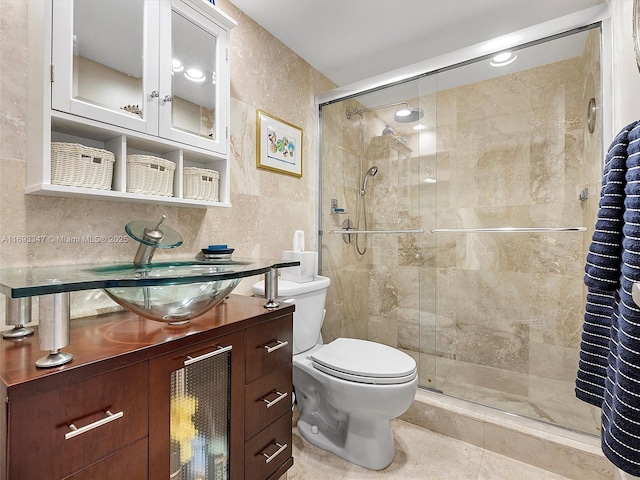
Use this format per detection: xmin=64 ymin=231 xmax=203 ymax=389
xmin=310 ymin=338 xmax=417 ymax=385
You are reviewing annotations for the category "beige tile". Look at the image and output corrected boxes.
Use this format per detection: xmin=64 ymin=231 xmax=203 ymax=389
xmin=478 ymin=450 xmax=572 ymax=480
xmin=483 ymin=422 xmax=613 ymax=480
xmin=401 ymin=392 xmax=485 ymax=449
xmin=288 ymin=427 xmax=351 ymax=480
xmin=290 ymin=419 xmax=485 ymax=480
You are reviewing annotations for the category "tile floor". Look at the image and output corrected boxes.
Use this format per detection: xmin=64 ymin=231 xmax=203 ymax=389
xmin=287 ymin=418 xmax=573 ymax=480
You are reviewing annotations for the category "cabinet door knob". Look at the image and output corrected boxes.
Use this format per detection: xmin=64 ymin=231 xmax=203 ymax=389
xmin=150 ymin=90 xmax=159 ymax=98
xmin=163 ymin=95 xmax=173 ymax=103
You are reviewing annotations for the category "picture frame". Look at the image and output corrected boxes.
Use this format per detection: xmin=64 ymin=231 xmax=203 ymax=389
xmin=256 ymin=110 xmax=303 ymax=178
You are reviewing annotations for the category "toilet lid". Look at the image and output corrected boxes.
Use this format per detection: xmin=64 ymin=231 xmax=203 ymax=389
xmin=310 ymin=338 xmax=417 ymax=385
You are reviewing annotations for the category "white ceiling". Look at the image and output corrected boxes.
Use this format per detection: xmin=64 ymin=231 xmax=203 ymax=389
xmin=229 ymin=0 xmax=602 ymax=87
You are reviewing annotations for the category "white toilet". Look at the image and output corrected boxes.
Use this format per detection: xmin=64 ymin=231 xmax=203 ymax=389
xmin=252 ymin=275 xmax=418 ymax=471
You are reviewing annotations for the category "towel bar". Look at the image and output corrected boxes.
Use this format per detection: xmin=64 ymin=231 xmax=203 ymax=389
xmin=327 ymin=229 xmax=424 ymax=234
xmin=431 ymin=227 xmax=587 ymax=233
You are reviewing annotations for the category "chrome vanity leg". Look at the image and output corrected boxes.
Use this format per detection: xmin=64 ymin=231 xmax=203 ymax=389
xmin=263 ymin=268 xmax=279 ymax=309
xmin=35 ymin=292 xmax=73 ymax=368
xmin=2 ymin=297 xmax=34 ymax=339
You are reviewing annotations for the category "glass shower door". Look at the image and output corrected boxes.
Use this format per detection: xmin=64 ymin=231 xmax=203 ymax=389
xmin=319 ymin=78 xmax=437 ymax=387
xmin=429 ymin=27 xmax=602 ymax=433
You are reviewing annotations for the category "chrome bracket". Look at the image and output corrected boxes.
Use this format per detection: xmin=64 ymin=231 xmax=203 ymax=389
xmin=263 ymin=268 xmax=279 ymax=309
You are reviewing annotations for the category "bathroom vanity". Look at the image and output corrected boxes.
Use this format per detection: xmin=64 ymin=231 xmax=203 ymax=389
xmin=0 ymin=294 xmax=294 ymax=480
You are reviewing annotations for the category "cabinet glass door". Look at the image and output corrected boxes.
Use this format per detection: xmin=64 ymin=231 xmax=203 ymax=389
xmin=159 ymin=1 xmax=228 ymax=154
xmin=51 ymin=0 xmax=160 ymax=134
xmin=170 ymin=347 xmax=230 ymax=480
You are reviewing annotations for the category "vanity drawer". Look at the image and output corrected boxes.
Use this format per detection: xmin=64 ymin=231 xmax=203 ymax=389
xmin=245 ymin=362 xmax=292 ymax=439
xmin=66 ymin=437 xmax=148 ymax=480
xmin=9 ymin=362 xmax=149 ymax=479
xmin=244 ymin=411 xmax=292 ymax=480
xmin=246 ymin=314 xmax=293 ymax=383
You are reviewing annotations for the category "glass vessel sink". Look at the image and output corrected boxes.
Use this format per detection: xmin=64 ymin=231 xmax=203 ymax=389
xmin=104 ymin=277 xmax=240 ymax=324
xmin=0 ymin=258 xmax=299 ymax=324
xmin=93 ymin=261 xmax=248 ymax=324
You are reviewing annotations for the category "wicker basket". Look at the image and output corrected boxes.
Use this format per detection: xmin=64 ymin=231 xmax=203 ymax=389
xmin=126 ymin=154 xmax=175 ymax=197
xmin=51 ymin=142 xmax=115 ymax=190
xmin=183 ymin=167 xmax=219 ymax=202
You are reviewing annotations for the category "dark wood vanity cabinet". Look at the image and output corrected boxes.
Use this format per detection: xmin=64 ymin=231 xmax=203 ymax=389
xmin=244 ymin=315 xmax=294 ymax=480
xmin=0 ymin=295 xmax=294 ymax=480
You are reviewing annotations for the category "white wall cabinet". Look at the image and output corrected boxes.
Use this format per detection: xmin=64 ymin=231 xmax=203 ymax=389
xmin=27 ymin=0 xmax=236 ymax=208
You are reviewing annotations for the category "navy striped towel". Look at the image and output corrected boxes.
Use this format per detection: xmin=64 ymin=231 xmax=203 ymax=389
xmin=577 ymin=120 xmax=640 ymax=475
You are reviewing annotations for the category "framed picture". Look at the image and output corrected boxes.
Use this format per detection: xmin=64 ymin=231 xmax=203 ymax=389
xmin=256 ymin=110 xmax=303 ymax=177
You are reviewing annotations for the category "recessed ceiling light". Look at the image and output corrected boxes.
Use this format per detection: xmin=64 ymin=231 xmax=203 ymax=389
xmin=490 ymin=51 xmax=517 ymax=67
xmin=413 ymin=123 xmax=426 ymax=131
xmin=185 ymin=68 xmax=206 ymax=82
xmin=172 ymin=58 xmax=184 ymax=73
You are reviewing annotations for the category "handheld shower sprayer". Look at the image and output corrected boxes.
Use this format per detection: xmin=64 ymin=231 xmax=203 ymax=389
xmin=360 ymin=166 xmax=378 ymax=196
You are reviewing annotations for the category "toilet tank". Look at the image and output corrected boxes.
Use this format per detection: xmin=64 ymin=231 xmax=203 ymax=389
xmin=252 ymin=275 xmax=330 ymax=355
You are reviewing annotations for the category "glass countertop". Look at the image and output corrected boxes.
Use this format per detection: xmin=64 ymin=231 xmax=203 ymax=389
xmin=0 ymin=258 xmax=299 ymax=298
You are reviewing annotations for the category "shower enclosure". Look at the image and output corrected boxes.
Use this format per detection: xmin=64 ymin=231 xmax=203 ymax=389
xmin=318 ymin=14 xmax=606 ymax=435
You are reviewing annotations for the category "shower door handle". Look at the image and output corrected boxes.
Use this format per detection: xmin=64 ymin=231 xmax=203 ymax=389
xmin=430 ymin=227 xmax=586 ymax=233
xmin=327 ymin=229 xmax=424 ymax=234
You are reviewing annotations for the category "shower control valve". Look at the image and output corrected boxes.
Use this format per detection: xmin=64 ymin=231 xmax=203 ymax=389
xmin=331 ymin=198 xmax=347 ymax=214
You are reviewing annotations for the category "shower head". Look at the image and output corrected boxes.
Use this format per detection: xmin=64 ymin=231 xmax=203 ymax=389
xmin=394 ymin=106 xmax=424 ymax=123
xmin=346 ymin=108 xmax=363 ymax=120
xmin=360 ymin=166 xmax=378 ymax=196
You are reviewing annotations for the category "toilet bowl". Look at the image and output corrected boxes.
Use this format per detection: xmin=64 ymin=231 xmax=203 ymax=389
xmin=252 ymin=275 xmax=418 ymax=470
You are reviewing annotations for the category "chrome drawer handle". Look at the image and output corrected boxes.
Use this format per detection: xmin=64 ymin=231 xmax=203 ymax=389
xmin=184 ymin=344 xmax=232 ymax=366
xmin=263 ymin=340 xmax=288 ymax=354
xmin=65 ymin=410 xmax=124 ymax=440
xmin=261 ymin=442 xmax=287 ymax=464
xmin=262 ymin=391 xmax=288 ymax=409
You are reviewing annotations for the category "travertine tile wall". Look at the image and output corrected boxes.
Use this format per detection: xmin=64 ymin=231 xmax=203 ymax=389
xmin=320 ymin=99 xmax=372 ymax=343
xmin=0 ymin=0 xmax=333 ymax=321
xmin=432 ymin=56 xmax=590 ymax=370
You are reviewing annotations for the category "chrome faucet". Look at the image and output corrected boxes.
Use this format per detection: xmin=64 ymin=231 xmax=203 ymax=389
xmin=126 ymin=215 xmax=183 ymax=267
xmin=133 ymin=215 xmax=166 ymax=266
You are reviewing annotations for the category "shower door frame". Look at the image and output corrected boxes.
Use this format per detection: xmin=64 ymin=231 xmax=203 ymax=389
xmin=316 ymin=6 xmax=612 ymax=258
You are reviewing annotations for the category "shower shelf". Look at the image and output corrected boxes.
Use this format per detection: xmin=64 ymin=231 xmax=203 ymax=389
xmin=431 ymin=227 xmax=587 ymax=233
xmin=327 ymin=229 xmax=424 ymax=234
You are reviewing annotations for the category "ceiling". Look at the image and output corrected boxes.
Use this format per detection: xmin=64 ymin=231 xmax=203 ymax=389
xmin=229 ymin=0 xmax=602 ymax=87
